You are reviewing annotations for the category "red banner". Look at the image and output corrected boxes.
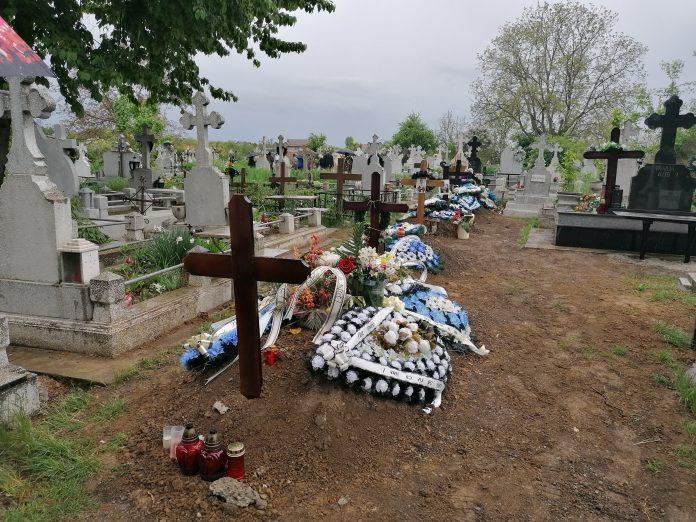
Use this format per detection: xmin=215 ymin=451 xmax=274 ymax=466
xmin=0 ymin=16 xmax=54 ymax=77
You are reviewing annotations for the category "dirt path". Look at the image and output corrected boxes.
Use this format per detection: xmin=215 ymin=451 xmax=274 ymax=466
xmin=86 ymin=212 xmax=695 ymax=521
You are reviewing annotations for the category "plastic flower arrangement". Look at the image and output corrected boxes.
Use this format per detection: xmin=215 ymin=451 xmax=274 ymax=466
xmin=598 ymin=141 xmax=622 ymax=152
xmin=388 ymin=235 xmax=444 ymax=274
xmin=574 ymin=193 xmax=600 ymax=213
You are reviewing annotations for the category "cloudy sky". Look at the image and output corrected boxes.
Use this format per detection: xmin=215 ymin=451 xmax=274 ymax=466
xmin=190 ymin=0 xmax=696 ymax=145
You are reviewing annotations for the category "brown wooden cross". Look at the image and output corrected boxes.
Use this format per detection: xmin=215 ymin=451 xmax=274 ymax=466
xmin=344 ymin=171 xmax=409 ymax=251
xmin=231 ymin=167 xmax=254 ymax=193
xmin=584 ymin=127 xmax=644 ymax=213
xmin=269 ymin=162 xmax=297 ymax=195
xmin=645 ymin=95 xmax=696 ymax=165
xmin=320 ymin=157 xmax=361 ymax=209
xmin=400 ymin=176 xmax=445 ymax=224
xmin=443 ymin=159 xmax=473 ymax=185
xmin=183 ymin=195 xmax=311 ymax=399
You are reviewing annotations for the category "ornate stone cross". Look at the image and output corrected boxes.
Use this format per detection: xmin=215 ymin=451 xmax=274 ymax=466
xmin=532 ymin=134 xmax=548 ymax=167
xmin=584 ymin=127 xmax=645 ymax=213
xmin=645 ymin=95 xmax=696 ymax=164
xmin=134 ymin=124 xmax=155 ymax=169
xmin=0 ymin=77 xmax=55 ymax=176
xmin=183 ymin=195 xmax=311 ymax=398
xmin=180 ymin=91 xmax=224 ymax=168
xmin=344 ymin=172 xmax=409 ymax=251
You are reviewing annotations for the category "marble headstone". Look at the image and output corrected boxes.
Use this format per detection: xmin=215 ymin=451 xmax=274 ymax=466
xmin=35 ymin=123 xmax=79 ymax=197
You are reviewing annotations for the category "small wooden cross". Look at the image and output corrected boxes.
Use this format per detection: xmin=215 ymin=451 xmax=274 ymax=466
xmin=584 ymin=127 xmax=645 ymax=213
xmin=183 ymin=195 xmax=311 ymax=398
xmin=400 ymin=162 xmax=444 ymax=224
xmin=320 ymin=157 xmax=361 ymax=209
xmin=134 ymin=124 xmax=155 ymax=170
xmin=645 ymin=95 xmax=696 ymax=164
xmin=231 ymin=167 xmax=254 ymax=193
xmin=443 ymin=159 xmax=472 ymax=185
xmin=269 ymin=162 xmax=297 ymax=196
xmin=344 ymin=171 xmax=409 ymax=251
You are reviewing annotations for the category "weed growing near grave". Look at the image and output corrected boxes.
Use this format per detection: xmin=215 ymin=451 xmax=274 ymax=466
xmin=104 ymin=177 xmax=130 ymax=191
xmin=611 ymin=345 xmax=628 ymax=356
xmin=114 ymin=365 xmax=141 ymax=384
xmin=91 ymin=399 xmax=126 ymax=422
xmin=630 ymin=275 xmax=696 ymax=307
xmin=70 ymin=197 xmax=111 ymax=245
xmin=674 ymin=369 xmax=696 ymax=417
xmin=518 ymin=217 xmax=540 ymax=246
xmin=653 ymin=322 xmax=691 ymax=349
xmin=650 ymin=373 xmax=674 ymax=389
xmin=653 ymin=350 xmax=679 ymax=370
xmin=644 ymin=459 xmax=665 ymax=473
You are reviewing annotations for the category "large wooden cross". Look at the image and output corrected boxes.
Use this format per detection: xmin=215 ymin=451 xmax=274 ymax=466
xmin=183 ymin=195 xmax=311 ymax=398
xmin=320 ymin=157 xmax=360 ymax=209
xmin=584 ymin=127 xmax=644 ymax=214
xmin=231 ymin=167 xmax=255 ymax=193
xmin=344 ymin=171 xmax=409 ymax=251
xmin=400 ymin=168 xmax=444 ymax=224
xmin=645 ymin=95 xmax=696 ymax=164
xmin=269 ymin=162 xmax=297 ymax=196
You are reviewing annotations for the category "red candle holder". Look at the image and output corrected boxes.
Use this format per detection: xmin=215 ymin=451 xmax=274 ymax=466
xmin=175 ymin=423 xmax=204 ymax=476
xmin=225 ymin=442 xmax=246 ymax=480
xmin=199 ymin=429 xmax=227 ymax=481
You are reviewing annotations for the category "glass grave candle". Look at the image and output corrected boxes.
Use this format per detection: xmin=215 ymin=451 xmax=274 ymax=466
xmin=225 ymin=442 xmax=246 ymax=480
xmin=199 ymin=429 xmax=227 ymax=481
xmin=175 ymin=423 xmax=204 ymax=476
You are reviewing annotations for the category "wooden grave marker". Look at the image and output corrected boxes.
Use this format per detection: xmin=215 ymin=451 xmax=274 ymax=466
xmin=400 ymin=161 xmax=444 ymax=224
xmin=183 ymin=195 xmax=311 ymax=398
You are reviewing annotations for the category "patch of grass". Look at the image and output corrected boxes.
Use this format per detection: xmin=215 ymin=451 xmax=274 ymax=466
xmin=653 ymin=350 xmax=680 ymax=371
xmin=653 ymin=322 xmax=691 ymax=349
xmin=138 ymin=350 xmax=174 ymax=370
xmin=517 ymin=217 xmax=540 ymax=246
xmin=674 ymin=368 xmax=696 ymax=417
xmin=583 ymin=345 xmax=597 ymax=357
xmin=43 ymin=389 xmax=93 ymax=432
xmin=630 ymin=274 xmax=696 ymax=306
xmin=644 ymin=459 xmax=665 ymax=473
xmin=611 ymin=345 xmax=628 ymax=356
xmin=114 ymin=365 xmax=141 ymax=384
xmin=650 ymin=373 xmax=674 ymax=389
xmin=91 ymin=399 xmax=125 ymax=423
xmin=100 ymin=432 xmax=128 ymax=454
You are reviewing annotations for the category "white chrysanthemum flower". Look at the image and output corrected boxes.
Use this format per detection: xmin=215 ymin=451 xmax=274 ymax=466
xmin=426 ymin=359 xmax=436 ymax=371
xmin=362 ymin=377 xmax=373 ymax=392
xmin=405 ymin=340 xmax=419 ymax=354
xmin=331 ymin=326 xmax=342 ymax=335
xmin=383 ymin=330 xmax=398 ymax=345
xmin=375 ymin=379 xmax=388 ymax=393
xmin=403 ymin=361 xmax=416 ymax=372
xmin=346 ymin=324 xmax=357 ymax=335
xmin=340 ymin=332 xmax=352 ymax=342
xmin=391 ymin=383 xmax=401 ymax=396
xmin=419 ymin=340 xmax=431 ymax=353
xmin=317 ymin=251 xmax=340 ymax=267
xmin=408 ymin=323 xmax=418 ymax=332
xmin=327 ymin=366 xmax=340 ymax=379
xmin=322 ymin=334 xmax=334 ymax=342
xmin=416 ymin=361 xmax=426 ymax=372
xmin=361 ymin=352 xmax=372 ymax=360
xmin=311 ymin=355 xmax=325 ymax=370
xmin=379 ymin=356 xmax=388 ymax=367
xmin=418 ymin=388 xmax=426 ymax=402
xmin=390 ymin=360 xmax=402 ymax=370
xmin=405 ymin=385 xmax=414 ymax=397
xmin=398 ymin=328 xmax=412 ymax=341
xmin=346 ymin=370 xmax=359 ymax=384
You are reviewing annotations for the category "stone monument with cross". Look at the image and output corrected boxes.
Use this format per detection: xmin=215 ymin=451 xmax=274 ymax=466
xmin=384 ymin=145 xmax=402 ymax=184
xmin=183 ymin=195 xmax=312 ymax=398
xmin=406 ymin=145 xmax=424 ymax=174
xmin=362 ymin=134 xmax=385 ymax=189
xmin=351 ymin=146 xmax=368 ymax=178
xmin=34 ymin=123 xmax=79 ymax=197
xmin=181 ymin=91 xmax=230 ymax=228
xmin=628 ymin=95 xmax=696 ymax=212
xmin=504 ymin=134 xmax=555 ymax=217
xmin=547 ymin=142 xmax=563 ymax=195
xmin=467 ymin=135 xmax=483 ymax=173
xmin=74 ymin=142 xmax=93 ymax=179
xmin=130 ymin=124 xmax=157 ymax=189
xmin=256 ymin=136 xmax=271 ymax=170
xmin=272 ymin=135 xmax=292 ymax=178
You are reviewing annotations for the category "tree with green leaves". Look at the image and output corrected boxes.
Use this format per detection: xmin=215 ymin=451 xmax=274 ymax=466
xmin=471 ymin=1 xmax=646 ymax=140
xmin=0 ymin=0 xmax=335 ymax=181
xmin=344 ymin=136 xmax=359 ymax=150
xmin=391 ymin=113 xmax=438 ymax=153
xmin=307 ymin=132 xmax=327 ymax=152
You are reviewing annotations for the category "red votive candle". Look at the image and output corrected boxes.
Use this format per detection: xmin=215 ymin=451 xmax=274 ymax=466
xmin=225 ymin=442 xmax=246 ymax=480
xmin=199 ymin=429 xmax=227 ymax=481
xmin=175 ymin=423 xmax=204 ymax=476
xmin=264 ymin=348 xmax=279 ymax=366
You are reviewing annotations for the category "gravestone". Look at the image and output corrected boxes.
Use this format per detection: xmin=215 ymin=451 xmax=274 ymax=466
xmin=155 ymin=140 xmax=177 ymax=177
xmin=35 ymin=123 xmax=79 ymax=197
xmin=629 ymin=95 xmax=696 ymax=212
xmin=0 ymin=315 xmax=40 ymax=422
xmin=181 ymin=91 xmax=230 ymax=228
xmin=362 ymin=135 xmax=385 ymax=189
xmin=352 ymin=147 xmax=368 ymax=178
xmin=615 ymin=121 xmax=641 ymax=205
xmin=102 ymin=135 xmax=140 ymax=177
xmin=384 ymin=145 xmax=402 ymax=184
xmin=130 ymin=125 xmax=157 ymax=189
xmin=75 ymin=142 xmax=93 ymax=178
xmin=548 ymin=143 xmax=562 ymax=195
xmin=272 ymin=135 xmax=292 ymax=178
xmin=406 ymin=145 xmax=424 ymax=174
xmin=500 ymin=144 xmax=523 ymax=174
xmin=504 ymin=135 xmax=554 ymax=218
xmin=256 ymin=136 xmax=271 ymax=170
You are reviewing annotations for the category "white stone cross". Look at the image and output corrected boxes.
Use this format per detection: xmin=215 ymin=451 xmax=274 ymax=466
xmin=532 ymin=134 xmax=548 ymax=167
xmin=134 ymin=125 xmax=155 ymax=170
xmin=261 ymin=136 xmax=268 ymax=155
xmin=276 ymin=135 xmax=286 ymax=155
xmin=0 ymin=77 xmax=55 ymax=176
xmin=180 ymin=91 xmax=224 ymax=169
xmin=367 ymin=134 xmax=381 ymax=157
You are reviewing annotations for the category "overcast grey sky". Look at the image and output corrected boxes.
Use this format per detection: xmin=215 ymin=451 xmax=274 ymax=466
xmin=190 ymin=0 xmax=696 ymax=145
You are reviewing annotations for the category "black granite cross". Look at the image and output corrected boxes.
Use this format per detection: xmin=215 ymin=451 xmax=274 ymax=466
xmin=343 ymin=172 xmax=408 ymax=251
xmin=645 ymin=95 xmax=696 ymax=164
xmin=584 ymin=127 xmax=645 ymax=213
xmin=183 ymin=195 xmax=311 ymax=398
xmin=467 ymin=135 xmax=483 ymax=173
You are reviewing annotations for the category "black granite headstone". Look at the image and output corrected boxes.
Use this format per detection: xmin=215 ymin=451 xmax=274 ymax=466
xmin=628 ymin=163 xmax=696 ymax=212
